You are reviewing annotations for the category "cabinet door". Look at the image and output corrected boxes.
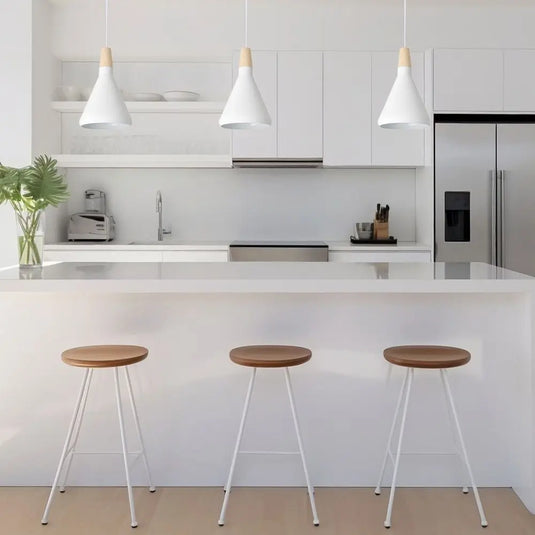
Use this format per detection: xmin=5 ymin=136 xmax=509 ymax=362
xmin=231 ymin=51 xmax=277 ymax=159
xmin=434 ymin=49 xmax=503 ymax=112
xmin=371 ymin=51 xmax=425 ymax=166
xmin=278 ymin=51 xmax=323 ymax=158
xmin=504 ymin=50 xmax=535 ymax=111
xmin=323 ymin=52 xmax=371 ymax=166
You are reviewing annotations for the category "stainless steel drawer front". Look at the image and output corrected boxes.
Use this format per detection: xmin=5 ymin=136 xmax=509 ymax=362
xmin=229 ymin=245 xmax=328 ymax=262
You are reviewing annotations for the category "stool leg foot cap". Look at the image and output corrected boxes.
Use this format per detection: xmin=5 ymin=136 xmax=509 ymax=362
xmin=131 ymin=524 xmax=138 ymax=529
xmin=482 ymin=521 xmax=488 ymax=528
xmin=149 ymin=487 xmax=156 ymax=493
xmin=313 ymin=521 xmax=320 ymax=526
xmin=59 ymin=490 xmax=65 ymax=494
xmin=41 ymin=522 xmax=48 ymax=526
xmin=374 ymin=487 xmax=381 ymax=495
xmin=462 ymin=487 xmax=469 ymax=494
xmin=218 ymin=521 xmax=224 ymax=527
xmin=384 ymin=522 xmax=391 ymax=529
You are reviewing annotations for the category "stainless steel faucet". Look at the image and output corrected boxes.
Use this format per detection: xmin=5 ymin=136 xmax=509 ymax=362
xmin=156 ymin=190 xmax=163 ymax=241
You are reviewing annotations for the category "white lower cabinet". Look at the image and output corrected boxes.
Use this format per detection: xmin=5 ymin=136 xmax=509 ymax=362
xmin=45 ymin=250 xmax=163 ymax=262
xmin=44 ymin=248 xmax=229 ymax=263
xmin=329 ymin=250 xmax=432 ymax=263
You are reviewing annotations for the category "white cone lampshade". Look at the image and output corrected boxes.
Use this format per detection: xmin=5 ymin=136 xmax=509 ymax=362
xmin=378 ymin=48 xmax=429 ymax=129
xmin=219 ymin=47 xmax=271 ymax=129
xmin=79 ymin=47 xmax=131 ymax=129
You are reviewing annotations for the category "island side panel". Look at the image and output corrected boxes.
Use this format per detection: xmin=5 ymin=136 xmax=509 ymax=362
xmin=0 ymin=291 xmax=531 ymax=507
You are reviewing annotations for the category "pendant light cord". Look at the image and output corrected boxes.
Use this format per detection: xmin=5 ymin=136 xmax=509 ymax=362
xmin=244 ymin=0 xmax=248 ymax=48
xmin=105 ymin=0 xmax=109 ymax=47
xmin=403 ymin=0 xmax=407 ymax=48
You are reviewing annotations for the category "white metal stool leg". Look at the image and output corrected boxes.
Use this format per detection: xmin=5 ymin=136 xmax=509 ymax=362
xmin=41 ymin=369 xmax=91 ymax=525
xmin=384 ymin=367 xmax=414 ymax=529
xmin=58 ymin=368 xmax=94 ymax=493
xmin=440 ymin=369 xmax=488 ymax=527
xmin=124 ymin=367 xmax=156 ymax=492
xmin=218 ymin=368 xmax=257 ymax=527
xmin=441 ymin=371 xmax=470 ymax=494
xmin=114 ymin=368 xmax=137 ymax=528
xmin=375 ymin=368 xmax=410 ymax=495
xmin=284 ymin=367 xmax=320 ymax=526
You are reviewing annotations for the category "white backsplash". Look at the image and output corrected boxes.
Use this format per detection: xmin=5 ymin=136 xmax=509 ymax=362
xmin=47 ymin=167 xmax=417 ymax=243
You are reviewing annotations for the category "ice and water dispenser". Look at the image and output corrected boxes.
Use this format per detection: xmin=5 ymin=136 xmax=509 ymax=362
xmin=444 ymin=191 xmax=470 ymax=242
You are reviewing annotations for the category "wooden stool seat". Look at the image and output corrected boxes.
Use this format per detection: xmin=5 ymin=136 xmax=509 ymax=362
xmin=383 ymin=345 xmax=471 ymax=369
xmin=230 ymin=345 xmax=312 ymax=368
xmin=61 ymin=345 xmax=148 ymax=368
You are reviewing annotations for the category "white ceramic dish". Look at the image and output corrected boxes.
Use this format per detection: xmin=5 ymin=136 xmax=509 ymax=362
xmin=125 ymin=92 xmax=163 ymax=102
xmin=163 ymin=90 xmax=200 ymax=102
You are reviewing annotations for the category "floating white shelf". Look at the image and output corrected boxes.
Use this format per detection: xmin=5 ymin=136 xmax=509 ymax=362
xmin=51 ymin=154 xmax=232 ymax=168
xmin=52 ymin=101 xmax=226 ymax=114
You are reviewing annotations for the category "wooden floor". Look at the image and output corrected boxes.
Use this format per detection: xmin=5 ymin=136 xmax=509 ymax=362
xmin=1 ymin=487 xmax=533 ymax=535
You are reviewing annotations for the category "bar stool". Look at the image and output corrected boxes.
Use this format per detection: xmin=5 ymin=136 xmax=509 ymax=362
xmin=375 ymin=345 xmax=487 ymax=529
xmin=41 ymin=345 xmax=155 ymax=528
xmin=218 ymin=345 xmax=319 ymax=527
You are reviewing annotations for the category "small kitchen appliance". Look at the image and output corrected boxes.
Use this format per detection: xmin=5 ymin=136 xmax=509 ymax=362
xmin=68 ymin=189 xmax=115 ymax=241
xmin=84 ymin=189 xmax=106 ymax=213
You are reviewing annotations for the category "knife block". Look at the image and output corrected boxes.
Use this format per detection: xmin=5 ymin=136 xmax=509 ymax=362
xmin=374 ymin=220 xmax=389 ymax=240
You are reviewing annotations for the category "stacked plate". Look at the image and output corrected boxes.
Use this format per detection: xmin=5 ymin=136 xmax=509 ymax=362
xmin=163 ymin=90 xmax=200 ymax=101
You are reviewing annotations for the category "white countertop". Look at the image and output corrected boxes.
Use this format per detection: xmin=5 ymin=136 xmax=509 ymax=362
xmin=44 ymin=240 xmax=432 ymax=252
xmin=2 ymin=261 xmax=533 ymax=293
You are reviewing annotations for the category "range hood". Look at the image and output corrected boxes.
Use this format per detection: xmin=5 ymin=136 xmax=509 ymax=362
xmin=232 ymin=158 xmax=323 ymax=168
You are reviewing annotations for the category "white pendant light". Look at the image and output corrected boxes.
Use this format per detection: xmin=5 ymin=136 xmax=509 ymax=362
xmin=219 ymin=0 xmax=271 ymax=129
xmin=378 ymin=0 xmax=429 ymax=129
xmin=80 ymin=0 xmax=131 ymax=129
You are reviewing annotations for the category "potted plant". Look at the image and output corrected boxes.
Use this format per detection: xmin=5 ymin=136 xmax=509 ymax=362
xmin=0 ymin=155 xmax=69 ymax=268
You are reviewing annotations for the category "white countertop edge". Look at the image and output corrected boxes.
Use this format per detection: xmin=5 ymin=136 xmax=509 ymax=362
xmin=44 ymin=241 xmax=431 ymax=252
xmin=327 ymin=241 xmax=432 ymax=251
xmin=2 ymin=279 xmax=533 ymax=294
xmin=44 ymin=242 xmax=230 ymax=251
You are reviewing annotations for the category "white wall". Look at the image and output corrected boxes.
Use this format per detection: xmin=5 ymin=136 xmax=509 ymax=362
xmin=60 ymin=168 xmax=416 ymax=242
xmin=49 ymin=0 xmax=535 ymax=58
xmin=0 ymin=0 xmax=33 ymax=267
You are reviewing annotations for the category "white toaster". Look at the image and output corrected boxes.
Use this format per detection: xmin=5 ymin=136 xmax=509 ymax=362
xmin=68 ymin=213 xmax=115 ymax=241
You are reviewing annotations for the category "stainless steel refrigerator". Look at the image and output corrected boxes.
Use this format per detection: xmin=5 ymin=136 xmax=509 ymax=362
xmin=435 ymin=121 xmax=535 ymax=276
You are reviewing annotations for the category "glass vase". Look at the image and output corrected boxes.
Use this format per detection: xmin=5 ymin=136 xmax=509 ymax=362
xmin=16 ymin=210 xmax=45 ymax=268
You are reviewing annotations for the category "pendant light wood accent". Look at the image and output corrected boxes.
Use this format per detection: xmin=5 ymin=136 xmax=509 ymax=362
xmin=239 ymin=47 xmax=253 ymax=68
xmin=99 ymin=47 xmax=113 ymax=67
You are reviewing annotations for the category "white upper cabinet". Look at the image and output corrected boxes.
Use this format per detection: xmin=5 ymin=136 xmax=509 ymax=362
xmin=504 ymin=50 xmax=535 ymax=111
xmin=371 ymin=51 xmax=425 ymax=166
xmin=277 ymin=51 xmax=323 ymax=158
xmin=433 ymin=49 xmax=503 ymax=112
xmin=323 ymin=52 xmax=372 ymax=166
xmin=232 ymin=51 xmax=323 ymax=160
xmin=231 ymin=51 xmax=278 ymax=159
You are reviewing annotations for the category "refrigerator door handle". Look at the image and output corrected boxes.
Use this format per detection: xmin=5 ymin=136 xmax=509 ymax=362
xmin=500 ymin=170 xmax=506 ymax=268
xmin=490 ymin=170 xmax=497 ymax=266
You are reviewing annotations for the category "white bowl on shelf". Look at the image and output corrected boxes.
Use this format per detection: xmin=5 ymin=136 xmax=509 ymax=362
xmin=55 ymin=85 xmax=82 ymax=101
xmin=163 ymin=90 xmax=200 ymax=102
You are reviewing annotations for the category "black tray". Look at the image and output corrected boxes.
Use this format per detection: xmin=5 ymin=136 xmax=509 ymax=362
xmin=350 ymin=235 xmax=397 ymax=245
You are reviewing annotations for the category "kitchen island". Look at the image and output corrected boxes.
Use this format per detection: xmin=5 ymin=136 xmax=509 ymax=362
xmin=0 ymin=261 xmax=534 ymax=514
